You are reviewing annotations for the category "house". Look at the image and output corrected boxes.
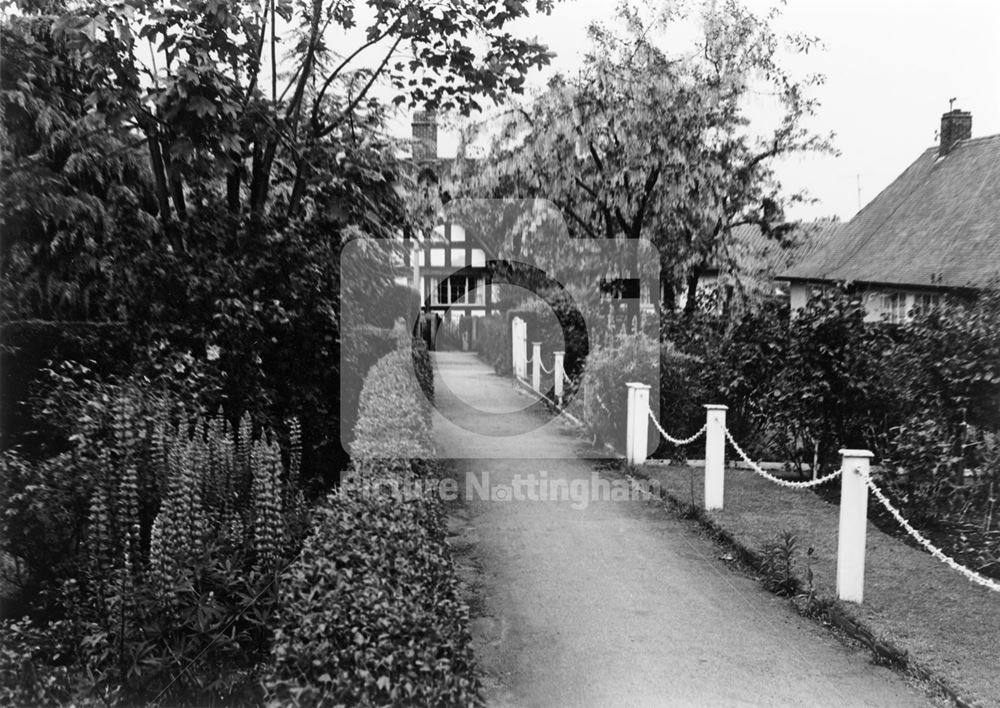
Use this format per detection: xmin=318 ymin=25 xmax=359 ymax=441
xmin=781 ymin=109 xmax=1000 ymax=322
xmin=403 ymin=112 xmax=494 ymax=349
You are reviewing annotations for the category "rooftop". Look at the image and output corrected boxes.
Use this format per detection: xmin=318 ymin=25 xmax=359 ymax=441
xmin=782 ymin=133 xmax=1000 ymax=288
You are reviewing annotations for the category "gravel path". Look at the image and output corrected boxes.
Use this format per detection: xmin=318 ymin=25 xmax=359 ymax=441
xmin=432 ymin=352 xmax=934 ymax=707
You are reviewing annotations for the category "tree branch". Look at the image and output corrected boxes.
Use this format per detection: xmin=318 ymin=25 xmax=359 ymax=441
xmin=315 ymin=33 xmax=404 ymax=139
xmin=310 ymin=18 xmax=401 ymax=131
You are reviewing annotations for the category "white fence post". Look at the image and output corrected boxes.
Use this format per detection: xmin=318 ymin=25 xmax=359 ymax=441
xmin=511 ymin=318 xmax=518 ymax=378
xmin=553 ymin=351 xmax=565 ymax=404
xmin=837 ymin=449 xmax=873 ymax=603
xmin=531 ymin=342 xmax=542 ymax=392
xmin=703 ymin=405 xmax=728 ymax=510
xmin=511 ymin=317 xmax=526 ymax=380
xmin=626 ymin=383 xmax=651 ymax=465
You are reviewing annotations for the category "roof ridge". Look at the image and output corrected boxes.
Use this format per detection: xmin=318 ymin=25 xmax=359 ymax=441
xmin=920 ymin=133 xmax=1000 ymax=152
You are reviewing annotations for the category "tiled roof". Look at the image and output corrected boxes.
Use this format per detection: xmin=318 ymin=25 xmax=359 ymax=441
xmin=781 ymin=134 xmax=1000 ymax=288
xmin=721 ymin=221 xmax=847 ymax=276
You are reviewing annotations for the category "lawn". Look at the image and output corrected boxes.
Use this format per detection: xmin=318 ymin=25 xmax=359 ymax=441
xmin=637 ymin=462 xmax=1000 ymax=708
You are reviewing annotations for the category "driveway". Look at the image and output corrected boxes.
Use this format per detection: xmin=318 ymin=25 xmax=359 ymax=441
xmin=431 ymin=352 xmax=933 ymax=707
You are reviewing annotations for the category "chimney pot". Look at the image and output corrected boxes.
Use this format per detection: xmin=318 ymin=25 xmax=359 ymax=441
xmin=939 ymin=109 xmax=972 ymax=156
xmin=412 ymin=110 xmax=438 ymax=161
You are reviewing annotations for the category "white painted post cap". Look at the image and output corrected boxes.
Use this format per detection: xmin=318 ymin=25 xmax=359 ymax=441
xmin=626 ymin=382 xmax=651 ymax=389
xmin=703 ymin=404 xmax=729 ymax=411
xmin=838 ymin=449 xmax=875 ymax=458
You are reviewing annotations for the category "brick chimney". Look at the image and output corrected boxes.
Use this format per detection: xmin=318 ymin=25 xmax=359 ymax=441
xmin=412 ymin=111 xmax=437 ymax=161
xmin=939 ymin=108 xmax=972 ymax=156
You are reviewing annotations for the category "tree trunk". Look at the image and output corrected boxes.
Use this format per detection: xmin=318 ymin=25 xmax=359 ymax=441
xmin=145 ymin=130 xmax=171 ymax=226
xmin=286 ymin=156 xmax=309 ymax=219
xmin=226 ymin=165 xmax=242 ymax=213
xmin=682 ymin=266 xmax=701 ymax=319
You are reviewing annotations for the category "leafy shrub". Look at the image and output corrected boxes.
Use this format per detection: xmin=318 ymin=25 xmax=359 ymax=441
xmin=264 ymin=488 xmax=480 ymax=707
xmin=266 ymin=335 xmax=480 ymax=706
xmin=350 ymin=346 xmax=434 ymax=463
xmin=0 ymin=616 xmax=83 ymax=707
xmin=340 ymin=324 xmax=404 ymax=455
xmin=669 ymin=290 xmax=897 ymax=473
xmin=0 ymin=320 xmax=133 ymax=455
xmin=368 ymin=283 xmax=421 ymax=330
xmin=476 ymin=315 xmax=510 ymax=375
xmin=575 ymin=333 xmax=659 ymax=451
xmin=759 ymin=530 xmax=799 ymax=596
xmin=411 ymin=337 xmax=435 ymax=404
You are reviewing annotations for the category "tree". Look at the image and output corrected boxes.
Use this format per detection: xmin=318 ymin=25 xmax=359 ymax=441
xmin=2 ymin=0 xmax=561 ymax=314
xmin=30 ymin=0 xmax=557 ymax=234
xmin=1 ymin=0 xmax=560 ymax=482
xmin=0 ymin=13 xmax=156 ymax=320
xmin=466 ymin=0 xmax=832 ymax=316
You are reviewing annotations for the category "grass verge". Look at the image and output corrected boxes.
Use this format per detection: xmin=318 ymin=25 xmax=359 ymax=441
xmin=634 ymin=463 xmax=1000 ymax=708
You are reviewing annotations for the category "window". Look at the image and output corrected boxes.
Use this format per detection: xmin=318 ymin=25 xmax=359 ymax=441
xmin=430 ymin=248 xmax=445 ymax=267
xmin=913 ymin=292 xmax=939 ymax=317
xmin=883 ymin=292 xmax=907 ymax=324
xmin=450 ymin=277 xmax=468 ymax=304
xmin=417 ymin=250 xmax=425 ymax=267
xmin=450 ymin=223 xmax=466 ymax=242
xmin=470 ymin=248 xmax=486 ymax=267
xmin=471 ymin=277 xmax=485 ymax=305
xmin=436 ymin=278 xmax=452 ymax=305
xmin=451 ymin=248 xmax=466 ymax=267
xmin=430 ymin=277 xmax=440 ymax=304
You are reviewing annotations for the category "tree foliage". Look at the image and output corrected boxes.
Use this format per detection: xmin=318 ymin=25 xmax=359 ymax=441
xmin=466 ymin=0 xmax=832 ymax=313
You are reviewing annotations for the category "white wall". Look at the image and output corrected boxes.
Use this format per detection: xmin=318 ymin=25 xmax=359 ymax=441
xmin=789 ymin=283 xmax=939 ymax=323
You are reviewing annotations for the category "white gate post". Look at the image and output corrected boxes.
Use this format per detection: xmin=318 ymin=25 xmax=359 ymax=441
xmin=626 ymin=383 xmax=651 ymax=465
xmin=531 ymin=342 xmax=542 ymax=392
xmin=511 ymin=319 xmax=518 ymax=378
xmin=553 ymin=351 xmax=565 ymax=404
xmin=837 ymin=449 xmax=873 ymax=603
xmin=703 ymin=405 xmax=728 ymax=511
xmin=511 ymin=318 xmax=526 ymax=379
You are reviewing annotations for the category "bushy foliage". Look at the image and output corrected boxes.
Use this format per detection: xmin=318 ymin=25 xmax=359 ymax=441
xmin=476 ymin=315 xmax=511 ymax=375
xmin=0 ymin=322 xmax=132 ymax=455
xmin=660 ymin=287 xmax=1000 ymax=538
xmin=0 ymin=616 xmax=83 ymax=707
xmin=877 ymin=291 xmax=1000 ymax=525
xmin=575 ymin=334 xmax=656 ymax=451
xmin=266 ymin=336 xmax=480 ymax=706
xmin=351 ymin=346 xmax=434 ymax=463
xmin=763 ymin=292 xmax=896 ymax=472
xmin=264 ymin=489 xmax=480 ymax=707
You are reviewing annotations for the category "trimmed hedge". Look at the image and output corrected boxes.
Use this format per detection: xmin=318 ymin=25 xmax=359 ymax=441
xmin=350 ymin=341 xmax=434 ymax=463
xmin=265 ymin=341 xmax=481 ymax=707
xmin=264 ymin=489 xmax=479 ymax=707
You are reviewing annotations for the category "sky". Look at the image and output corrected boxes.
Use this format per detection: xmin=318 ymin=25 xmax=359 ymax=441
xmin=426 ymin=0 xmax=1000 ymax=222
